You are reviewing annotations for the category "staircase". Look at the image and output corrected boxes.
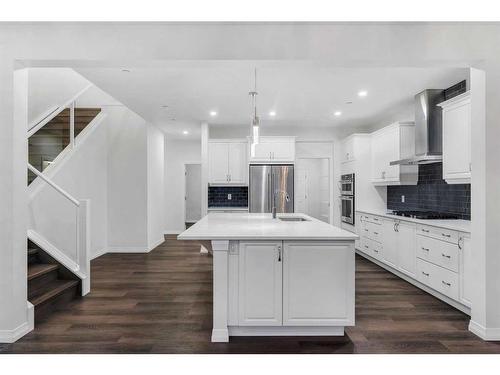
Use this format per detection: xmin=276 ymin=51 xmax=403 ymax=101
xmin=28 ymin=240 xmax=81 ymax=322
xmin=28 ymin=107 xmax=101 ymax=184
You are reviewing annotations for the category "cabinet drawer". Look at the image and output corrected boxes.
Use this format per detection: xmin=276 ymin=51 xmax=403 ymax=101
xmin=416 ymin=235 xmax=459 ymax=272
xmin=360 ymin=214 xmax=382 ymax=225
xmin=417 ymin=224 xmax=458 ymax=244
xmin=365 ymin=222 xmax=382 ymax=242
xmin=361 ymin=237 xmax=382 ymax=261
xmin=416 ymin=259 xmax=459 ymax=301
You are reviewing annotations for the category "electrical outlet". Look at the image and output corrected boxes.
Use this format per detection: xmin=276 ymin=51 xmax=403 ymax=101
xmin=401 ymin=195 xmax=405 ymax=203
xmin=228 ymin=194 xmax=232 ymax=200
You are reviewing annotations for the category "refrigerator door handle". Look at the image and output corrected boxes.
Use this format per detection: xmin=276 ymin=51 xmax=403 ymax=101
xmin=267 ymin=173 xmax=272 ymax=212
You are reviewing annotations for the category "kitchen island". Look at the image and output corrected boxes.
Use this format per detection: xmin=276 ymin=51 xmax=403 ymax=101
xmin=178 ymin=212 xmax=358 ymax=342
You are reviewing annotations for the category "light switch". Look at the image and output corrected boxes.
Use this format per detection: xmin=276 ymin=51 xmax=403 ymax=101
xmin=228 ymin=194 xmax=232 ymax=200
xmin=401 ymin=195 xmax=405 ymax=203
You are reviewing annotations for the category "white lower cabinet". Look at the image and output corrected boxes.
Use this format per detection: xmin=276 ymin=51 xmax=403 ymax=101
xmin=356 ymin=211 xmax=470 ymax=313
xmin=397 ymin=221 xmax=417 ymax=277
xmin=282 ymin=242 xmax=353 ymax=325
xmin=238 ymin=241 xmax=282 ymax=325
xmin=236 ymin=240 xmax=354 ymax=328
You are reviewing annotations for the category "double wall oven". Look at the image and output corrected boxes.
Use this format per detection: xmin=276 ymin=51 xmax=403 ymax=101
xmin=340 ymin=173 xmax=355 ymax=225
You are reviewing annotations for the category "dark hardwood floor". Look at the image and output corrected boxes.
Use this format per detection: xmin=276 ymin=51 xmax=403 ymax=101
xmin=2 ymin=235 xmax=500 ymax=354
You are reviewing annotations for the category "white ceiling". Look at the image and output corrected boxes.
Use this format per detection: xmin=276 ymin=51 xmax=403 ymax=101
xmin=74 ymin=62 xmax=467 ymax=139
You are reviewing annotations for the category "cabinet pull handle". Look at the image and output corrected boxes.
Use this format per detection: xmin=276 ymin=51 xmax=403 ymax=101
xmin=421 ymin=247 xmax=430 ymax=252
xmin=441 ymin=253 xmax=451 ymax=259
xmin=442 ymin=280 xmax=451 ymax=286
xmin=458 ymin=237 xmax=463 ymax=250
xmin=441 ymin=233 xmax=451 ymax=238
xmin=364 ymin=245 xmax=369 ymax=249
xmin=364 ymin=229 xmax=369 ymax=232
xmin=422 ymin=271 xmax=429 ymax=276
xmin=374 ymin=249 xmax=379 ymax=253
xmin=374 ymin=232 xmax=379 ymax=235
xmin=422 ymin=229 xmax=430 ymax=233
xmin=277 ymin=246 xmax=282 ymax=262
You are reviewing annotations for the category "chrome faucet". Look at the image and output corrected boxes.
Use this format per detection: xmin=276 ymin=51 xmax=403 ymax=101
xmin=272 ymin=190 xmax=290 ymax=219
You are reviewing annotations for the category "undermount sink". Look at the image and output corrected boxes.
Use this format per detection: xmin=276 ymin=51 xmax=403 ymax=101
xmin=278 ymin=216 xmax=309 ymax=222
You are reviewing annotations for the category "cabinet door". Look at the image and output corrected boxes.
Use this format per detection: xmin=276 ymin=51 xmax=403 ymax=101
xmin=371 ymin=134 xmax=385 ymax=182
xmin=459 ymin=234 xmax=472 ymax=307
xmin=209 ymin=143 xmax=229 ymax=184
xmin=397 ymin=221 xmax=416 ymax=277
xmin=228 ymin=142 xmax=247 ymax=184
xmin=250 ymin=141 xmax=273 ymax=162
xmin=383 ymin=126 xmax=400 ymax=181
xmin=443 ymin=100 xmax=471 ymax=182
xmin=271 ymin=141 xmax=295 ymax=162
xmin=382 ymin=219 xmax=399 ymax=268
xmin=238 ymin=241 xmax=282 ymax=325
xmin=283 ymin=242 xmax=354 ymax=326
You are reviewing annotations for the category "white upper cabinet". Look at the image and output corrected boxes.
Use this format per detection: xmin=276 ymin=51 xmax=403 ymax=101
xmin=209 ymin=140 xmax=248 ymax=185
xmin=438 ymin=92 xmax=471 ymax=184
xmin=248 ymin=136 xmax=295 ymax=163
xmin=370 ymin=122 xmax=418 ymax=185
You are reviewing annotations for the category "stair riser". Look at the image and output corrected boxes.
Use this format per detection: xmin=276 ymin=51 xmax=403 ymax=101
xmin=34 ymin=283 xmax=80 ymax=323
xmin=28 ymin=270 xmax=59 ymax=296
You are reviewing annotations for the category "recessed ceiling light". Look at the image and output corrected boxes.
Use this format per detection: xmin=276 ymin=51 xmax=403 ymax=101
xmin=210 ymin=111 xmax=218 ymax=117
xmin=121 ymin=69 xmax=131 ymax=73
xmin=358 ymin=90 xmax=368 ymax=97
xmin=183 ymin=130 xmax=189 ymax=135
xmin=269 ymin=111 xmax=276 ymax=117
xmin=334 ymin=111 xmax=342 ymax=116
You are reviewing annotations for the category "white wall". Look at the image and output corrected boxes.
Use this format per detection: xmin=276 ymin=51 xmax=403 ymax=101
xmin=164 ymin=139 xmax=201 ymax=233
xmin=28 ymin=68 xmax=90 ymax=126
xmin=107 ymin=107 xmax=149 ymax=251
xmin=147 ymin=125 xmax=165 ymax=248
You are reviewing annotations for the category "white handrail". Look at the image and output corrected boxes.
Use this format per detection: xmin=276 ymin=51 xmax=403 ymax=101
xmin=27 ymin=83 xmax=94 ymax=137
xmin=27 ymin=163 xmax=80 ymax=207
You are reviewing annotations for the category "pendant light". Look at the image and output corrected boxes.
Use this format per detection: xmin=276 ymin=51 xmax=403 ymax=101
xmin=249 ymin=68 xmax=260 ymax=151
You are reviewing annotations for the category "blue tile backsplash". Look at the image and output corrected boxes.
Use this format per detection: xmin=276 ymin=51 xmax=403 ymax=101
xmin=387 ymin=163 xmax=471 ymax=220
xmin=208 ymin=186 xmax=248 ymax=208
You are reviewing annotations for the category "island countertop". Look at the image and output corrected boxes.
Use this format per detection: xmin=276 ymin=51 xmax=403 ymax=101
xmin=177 ymin=212 xmax=359 ymax=241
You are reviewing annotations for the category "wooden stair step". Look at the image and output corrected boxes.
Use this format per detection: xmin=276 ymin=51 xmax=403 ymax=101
xmin=28 ymin=248 xmax=38 ymax=256
xmin=29 ymin=279 xmax=79 ymax=307
xmin=28 ymin=263 xmax=59 ymax=281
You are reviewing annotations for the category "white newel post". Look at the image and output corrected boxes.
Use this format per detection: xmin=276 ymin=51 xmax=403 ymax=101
xmin=78 ymin=199 xmax=91 ymax=296
xmin=211 ymin=240 xmax=229 ymax=342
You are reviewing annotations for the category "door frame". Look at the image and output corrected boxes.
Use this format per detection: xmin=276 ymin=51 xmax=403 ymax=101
xmin=295 ymin=157 xmax=331 ymax=223
xmin=183 ymin=162 xmax=202 ymax=228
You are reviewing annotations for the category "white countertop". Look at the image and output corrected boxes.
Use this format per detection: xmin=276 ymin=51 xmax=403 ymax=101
xmin=356 ymin=209 xmax=471 ymax=233
xmin=178 ymin=212 xmax=359 ymax=241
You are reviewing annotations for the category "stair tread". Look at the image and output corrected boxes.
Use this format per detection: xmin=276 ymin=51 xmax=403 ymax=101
xmin=29 ymin=279 xmax=79 ymax=307
xmin=28 ymin=263 xmax=59 ymax=280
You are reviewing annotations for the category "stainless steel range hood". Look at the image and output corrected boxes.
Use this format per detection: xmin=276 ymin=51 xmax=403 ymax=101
xmin=390 ymin=89 xmax=445 ymax=166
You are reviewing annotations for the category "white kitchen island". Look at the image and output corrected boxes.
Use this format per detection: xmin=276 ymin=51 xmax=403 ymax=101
xmin=178 ymin=212 xmax=358 ymax=342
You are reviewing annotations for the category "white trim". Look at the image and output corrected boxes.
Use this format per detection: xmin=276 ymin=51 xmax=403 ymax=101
xmin=106 ymin=246 xmax=151 ymax=253
xmin=0 ymin=302 xmax=33 ymax=343
xmin=28 ymin=229 xmax=85 ymax=279
xmin=164 ymin=230 xmax=182 ymax=235
xmin=148 ymin=236 xmax=165 ymax=251
xmin=28 ymin=105 xmax=58 ymax=131
xmin=469 ymin=320 xmax=500 ymax=341
xmin=27 ymin=164 xmax=80 ymax=206
xmin=228 ymin=326 xmax=344 ymax=337
xmin=90 ymin=247 xmax=108 ymax=260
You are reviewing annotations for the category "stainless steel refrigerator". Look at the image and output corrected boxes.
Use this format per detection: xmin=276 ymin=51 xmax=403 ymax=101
xmin=249 ymin=165 xmax=294 ymax=213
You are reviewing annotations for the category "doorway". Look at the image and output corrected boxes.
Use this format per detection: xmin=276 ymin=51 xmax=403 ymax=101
xmin=184 ymin=163 xmax=202 ymax=228
xmin=296 ymin=158 xmax=330 ymax=223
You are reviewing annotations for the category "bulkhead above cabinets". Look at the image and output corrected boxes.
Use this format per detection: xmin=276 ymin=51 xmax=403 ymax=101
xmin=247 ymin=136 xmax=296 ymax=163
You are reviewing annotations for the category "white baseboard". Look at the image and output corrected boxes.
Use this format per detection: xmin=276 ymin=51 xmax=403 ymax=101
xmin=164 ymin=230 xmax=182 ymax=235
xmin=90 ymin=247 xmax=108 ymax=260
xmin=0 ymin=303 xmax=34 ymax=343
xmin=228 ymin=326 xmax=344 ymax=337
xmin=106 ymin=246 xmax=150 ymax=253
xmin=148 ymin=236 xmax=165 ymax=251
xmin=469 ymin=320 xmax=500 ymax=341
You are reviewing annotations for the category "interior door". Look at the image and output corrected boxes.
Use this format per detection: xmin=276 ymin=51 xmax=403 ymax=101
xmin=238 ymin=241 xmax=283 ymax=325
xmin=185 ymin=164 xmax=202 ymax=223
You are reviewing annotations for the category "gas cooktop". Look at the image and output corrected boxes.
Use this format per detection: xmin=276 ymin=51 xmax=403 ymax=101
xmin=390 ymin=210 xmax=460 ymax=220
